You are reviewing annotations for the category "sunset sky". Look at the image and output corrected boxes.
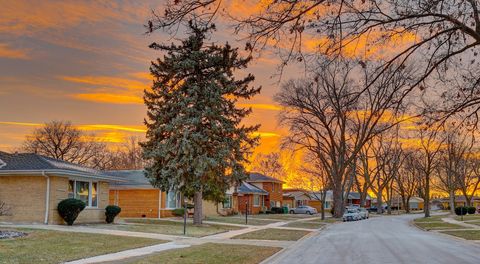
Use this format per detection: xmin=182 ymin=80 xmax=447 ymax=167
xmin=0 ymin=1 xmax=295 ymax=155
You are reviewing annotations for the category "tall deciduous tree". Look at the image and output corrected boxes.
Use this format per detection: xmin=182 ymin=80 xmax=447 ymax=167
xmin=22 ymin=121 xmax=109 ymax=169
xmin=141 ymin=21 xmax=260 ymax=224
xmin=251 ymin=152 xmax=287 ymax=180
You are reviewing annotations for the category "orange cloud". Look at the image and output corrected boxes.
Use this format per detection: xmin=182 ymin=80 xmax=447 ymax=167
xmin=72 ymin=93 xmax=143 ymax=104
xmin=0 ymin=43 xmax=30 ymax=59
xmin=61 ymin=76 xmax=148 ymax=91
xmin=238 ymin=103 xmax=282 ymax=111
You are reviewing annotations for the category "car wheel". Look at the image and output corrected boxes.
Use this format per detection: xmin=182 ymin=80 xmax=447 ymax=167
xmin=306 ymin=211 xmax=312 ymax=215
xmin=290 ymin=210 xmax=295 ymax=214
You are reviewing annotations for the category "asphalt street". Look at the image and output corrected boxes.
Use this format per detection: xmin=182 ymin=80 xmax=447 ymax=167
xmin=266 ymin=214 xmax=480 ymax=264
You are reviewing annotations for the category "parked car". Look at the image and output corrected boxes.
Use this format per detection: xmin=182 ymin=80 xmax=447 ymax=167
xmin=289 ymin=205 xmax=318 ymax=215
xmin=343 ymin=208 xmax=361 ymax=222
xmin=358 ymin=208 xmax=369 ymax=219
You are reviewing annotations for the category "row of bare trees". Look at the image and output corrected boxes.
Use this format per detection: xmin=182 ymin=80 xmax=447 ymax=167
xmin=20 ymin=121 xmax=144 ymax=170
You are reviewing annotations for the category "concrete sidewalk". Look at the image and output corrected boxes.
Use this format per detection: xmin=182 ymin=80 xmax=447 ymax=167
xmin=442 ymin=217 xmax=480 ymax=229
xmin=65 ymin=242 xmax=189 ymax=264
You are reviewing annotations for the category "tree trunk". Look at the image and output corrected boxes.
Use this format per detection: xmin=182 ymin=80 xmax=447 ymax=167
xmin=193 ymin=190 xmax=203 ymax=225
xmin=376 ymin=188 xmax=383 ymax=214
xmin=448 ymin=190 xmax=455 ymax=214
xmin=320 ymin=191 xmax=326 ymax=220
xmin=333 ymin=185 xmax=344 ymax=218
xmin=424 ymin=175 xmax=430 ymax=217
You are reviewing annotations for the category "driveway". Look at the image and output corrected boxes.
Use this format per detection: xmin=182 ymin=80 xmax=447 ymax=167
xmin=266 ymin=214 xmax=480 ymax=264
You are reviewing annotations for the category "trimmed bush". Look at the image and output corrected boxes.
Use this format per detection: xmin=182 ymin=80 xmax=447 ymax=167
xmin=57 ymin=198 xmax=86 ymax=225
xmin=172 ymin=208 xmax=185 ymax=216
xmin=467 ymin=206 xmax=476 ymax=214
xmin=105 ymin=205 xmax=121 ymax=223
xmin=454 ymin=206 xmax=468 ymax=216
xmin=271 ymin=207 xmax=283 ymax=214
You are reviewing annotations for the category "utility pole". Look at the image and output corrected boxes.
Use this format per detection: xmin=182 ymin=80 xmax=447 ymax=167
xmin=245 ymin=199 xmax=249 ymax=225
xmin=183 ymin=195 xmax=187 ymax=235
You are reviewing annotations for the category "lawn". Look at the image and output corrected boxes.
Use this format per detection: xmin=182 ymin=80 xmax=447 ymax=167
xmin=0 ymin=229 xmax=160 ymax=264
xmin=94 ymin=219 xmax=241 ymax=237
xmin=127 ymin=243 xmax=281 ymax=264
xmin=232 ymin=228 xmax=310 ymax=241
xmin=205 ymin=215 xmax=279 ymax=226
xmin=281 ymin=220 xmax=325 ymax=229
xmin=414 ymin=222 xmax=466 ymax=231
xmin=440 ymin=230 xmax=480 ymax=240
xmin=413 ymin=215 xmax=446 ymax=223
xmin=454 ymin=214 xmax=480 ymax=221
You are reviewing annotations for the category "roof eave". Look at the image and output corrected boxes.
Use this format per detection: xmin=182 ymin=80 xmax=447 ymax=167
xmin=0 ymin=170 xmax=124 ymax=182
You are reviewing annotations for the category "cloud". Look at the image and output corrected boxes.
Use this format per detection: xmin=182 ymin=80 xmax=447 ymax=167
xmin=61 ymin=76 xmax=149 ymax=91
xmin=238 ymin=103 xmax=282 ymax=111
xmin=0 ymin=43 xmax=30 ymax=59
xmin=72 ymin=93 xmax=143 ymax=104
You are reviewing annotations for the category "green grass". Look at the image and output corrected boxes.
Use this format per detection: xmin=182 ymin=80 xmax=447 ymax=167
xmin=454 ymin=214 xmax=480 ymax=221
xmin=127 ymin=243 xmax=281 ymax=264
xmin=0 ymin=228 xmax=160 ymax=264
xmin=205 ymin=216 xmax=279 ymax=226
xmin=466 ymin=220 xmax=480 ymax=226
xmin=414 ymin=222 xmax=466 ymax=230
xmin=232 ymin=228 xmax=310 ymax=241
xmin=281 ymin=221 xmax=325 ymax=229
xmin=250 ymin=214 xmax=310 ymax=220
xmin=440 ymin=230 xmax=480 ymax=240
xmin=93 ymin=219 xmax=241 ymax=237
xmin=413 ymin=215 xmax=446 ymax=223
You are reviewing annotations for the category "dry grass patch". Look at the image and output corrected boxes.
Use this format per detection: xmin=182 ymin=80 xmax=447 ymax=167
xmin=454 ymin=214 xmax=480 ymax=221
xmin=233 ymin=228 xmax=310 ymax=241
xmin=440 ymin=230 xmax=480 ymax=240
xmin=205 ymin=216 xmax=279 ymax=226
xmin=414 ymin=222 xmax=466 ymax=231
xmin=95 ymin=219 xmax=241 ymax=237
xmin=413 ymin=215 xmax=446 ymax=223
xmin=282 ymin=221 xmax=325 ymax=229
xmin=0 ymin=228 xmax=160 ymax=264
xmin=127 ymin=243 xmax=281 ymax=264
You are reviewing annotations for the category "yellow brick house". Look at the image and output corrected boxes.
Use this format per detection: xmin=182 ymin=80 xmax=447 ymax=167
xmin=0 ymin=151 xmax=119 ymax=224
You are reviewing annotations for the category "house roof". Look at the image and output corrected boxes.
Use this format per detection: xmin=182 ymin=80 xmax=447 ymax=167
xmin=237 ymin=181 xmax=268 ymax=195
xmin=283 ymin=190 xmax=310 ymax=200
xmin=0 ymin=151 xmax=119 ymax=181
xmin=247 ymin=172 xmax=284 ymax=183
xmin=107 ymin=170 xmax=155 ymax=189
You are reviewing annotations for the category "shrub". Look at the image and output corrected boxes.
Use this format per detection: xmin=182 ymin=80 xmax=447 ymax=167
xmin=105 ymin=205 xmax=121 ymax=223
xmin=265 ymin=210 xmax=273 ymax=214
xmin=57 ymin=198 xmax=86 ymax=225
xmin=454 ymin=206 xmax=468 ymax=216
xmin=271 ymin=207 xmax=283 ymax=214
xmin=172 ymin=208 xmax=185 ymax=216
xmin=467 ymin=206 xmax=476 ymax=214
xmin=330 ymin=208 xmax=335 ymax=216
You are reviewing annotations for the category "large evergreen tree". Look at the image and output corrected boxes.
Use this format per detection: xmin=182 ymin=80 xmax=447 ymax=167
xmin=141 ymin=21 xmax=260 ymax=224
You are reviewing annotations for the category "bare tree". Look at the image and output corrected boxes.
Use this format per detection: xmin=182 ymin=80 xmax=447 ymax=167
xmin=276 ymin=58 xmax=411 ymax=217
xmin=354 ymin=141 xmax=379 ymax=208
xmin=0 ymin=201 xmax=11 ymax=216
xmin=104 ymin=137 xmax=145 ymax=170
xmin=251 ymin=152 xmax=287 ymax=180
xmin=457 ymin=147 xmax=480 ymax=207
xmin=415 ymin=126 xmax=445 ymax=217
xmin=396 ymin=150 xmax=421 ymax=213
xmin=300 ymin=152 xmax=331 ymax=220
xmin=434 ymin=128 xmax=469 ymax=213
xmin=22 ymin=121 xmax=109 ymax=169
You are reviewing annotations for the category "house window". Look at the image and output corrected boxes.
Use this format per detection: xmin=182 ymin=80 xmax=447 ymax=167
xmin=253 ymin=195 xmax=260 ymax=207
xmin=223 ymin=195 xmax=232 ymax=209
xmin=324 ymin=201 xmax=331 ymax=209
xmin=272 ymin=183 xmax=275 ymax=192
xmin=68 ymin=180 xmax=98 ymax=207
xmin=166 ymin=191 xmax=179 ymax=209
xmin=270 ymin=201 xmax=275 ymax=208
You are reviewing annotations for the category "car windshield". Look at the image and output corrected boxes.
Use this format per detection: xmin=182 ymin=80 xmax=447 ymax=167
xmin=347 ymin=210 xmax=356 ymax=213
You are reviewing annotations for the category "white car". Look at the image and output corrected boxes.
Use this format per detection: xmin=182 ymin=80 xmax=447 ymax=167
xmin=358 ymin=208 xmax=369 ymax=219
xmin=342 ymin=208 xmax=361 ymax=221
xmin=289 ymin=205 xmax=318 ymax=215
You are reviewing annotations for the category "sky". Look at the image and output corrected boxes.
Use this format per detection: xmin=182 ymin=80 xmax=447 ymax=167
xmin=0 ymin=0 xmax=293 ymax=155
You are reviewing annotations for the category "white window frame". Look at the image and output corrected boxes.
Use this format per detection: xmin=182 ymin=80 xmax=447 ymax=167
xmin=68 ymin=179 xmax=98 ymax=208
xmin=166 ymin=191 xmax=180 ymax=209
xmin=223 ymin=195 xmax=232 ymax=209
xmin=253 ymin=195 xmax=260 ymax=207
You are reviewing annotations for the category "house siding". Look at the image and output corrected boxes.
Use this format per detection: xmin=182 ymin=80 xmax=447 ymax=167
xmin=0 ymin=175 xmax=109 ymax=224
xmin=261 ymin=182 xmax=283 ymax=209
xmin=109 ymin=189 xmax=160 ymax=218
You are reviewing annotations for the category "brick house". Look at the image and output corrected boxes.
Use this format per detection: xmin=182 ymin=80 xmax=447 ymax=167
xmin=0 ymin=151 xmax=115 ymax=224
xmin=236 ymin=181 xmax=268 ymax=215
xmin=246 ymin=172 xmax=284 ymax=210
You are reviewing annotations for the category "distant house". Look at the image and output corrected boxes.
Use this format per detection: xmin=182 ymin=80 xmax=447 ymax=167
xmin=0 ymin=151 xmax=116 ymax=224
xmin=108 ymin=171 xmax=284 ymax=217
xmin=391 ymin=197 xmax=424 ymax=210
xmin=284 ymin=190 xmax=371 ymax=211
xmin=246 ymin=172 xmax=284 ymax=209
xmin=431 ymin=196 xmax=480 ymax=210
xmin=108 ymin=170 xmax=181 ymax=218
xmin=283 ymin=189 xmax=311 ymax=208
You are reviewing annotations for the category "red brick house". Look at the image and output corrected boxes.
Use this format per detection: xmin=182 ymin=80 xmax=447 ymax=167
xmin=245 ymin=172 xmax=284 ymax=210
xmin=236 ymin=181 xmax=268 ymax=215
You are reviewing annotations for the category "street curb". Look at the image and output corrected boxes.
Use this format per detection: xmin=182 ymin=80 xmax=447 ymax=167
xmin=409 ymin=220 xmax=480 ymax=247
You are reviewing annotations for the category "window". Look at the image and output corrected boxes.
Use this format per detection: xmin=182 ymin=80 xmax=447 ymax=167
xmin=166 ymin=191 xmax=179 ymax=208
xmin=68 ymin=180 xmax=98 ymax=207
xmin=223 ymin=195 xmax=232 ymax=209
xmin=270 ymin=201 xmax=275 ymax=208
xmin=253 ymin=195 xmax=260 ymax=207
xmin=324 ymin=201 xmax=331 ymax=209
xmin=272 ymin=183 xmax=275 ymax=192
